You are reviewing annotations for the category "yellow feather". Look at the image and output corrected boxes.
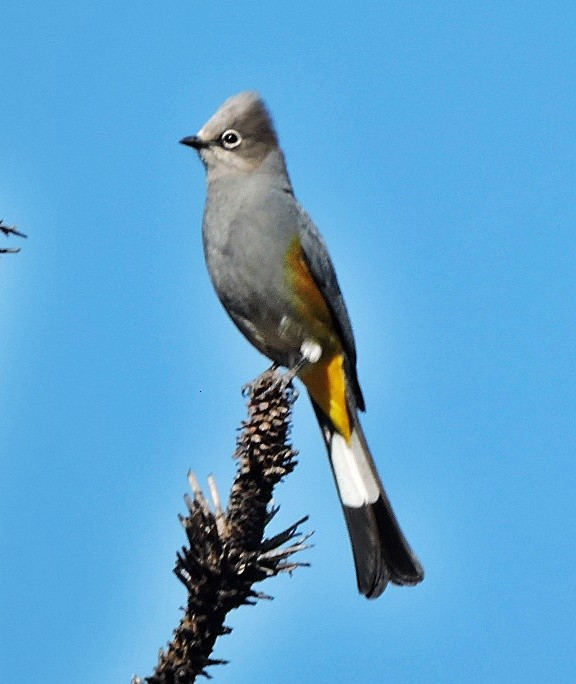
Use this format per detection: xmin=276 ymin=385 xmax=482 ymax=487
xmin=299 ymin=353 xmax=352 ymax=442
xmin=284 ymin=237 xmax=352 ymax=442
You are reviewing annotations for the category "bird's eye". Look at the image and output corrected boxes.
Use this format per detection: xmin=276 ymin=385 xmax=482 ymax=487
xmin=221 ymin=129 xmax=242 ymax=149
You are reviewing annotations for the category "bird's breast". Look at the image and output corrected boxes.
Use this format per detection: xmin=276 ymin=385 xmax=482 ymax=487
xmin=201 ymin=180 xmax=338 ymax=365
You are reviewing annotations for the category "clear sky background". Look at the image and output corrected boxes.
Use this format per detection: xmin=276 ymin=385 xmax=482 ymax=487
xmin=1 ymin=3 xmax=575 ymax=683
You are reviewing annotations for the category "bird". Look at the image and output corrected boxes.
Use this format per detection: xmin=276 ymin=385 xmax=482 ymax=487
xmin=180 ymin=91 xmax=424 ymax=598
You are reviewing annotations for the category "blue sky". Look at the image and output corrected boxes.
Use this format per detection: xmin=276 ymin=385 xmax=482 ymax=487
xmin=1 ymin=3 xmax=575 ymax=682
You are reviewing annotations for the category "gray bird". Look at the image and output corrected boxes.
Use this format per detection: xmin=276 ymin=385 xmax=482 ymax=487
xmin=180 ymin=91 xmax=424 ymax=598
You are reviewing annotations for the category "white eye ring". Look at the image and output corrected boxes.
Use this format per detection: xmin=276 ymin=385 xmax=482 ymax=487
xmin=221 ymin=129 xmax=242 ymax=149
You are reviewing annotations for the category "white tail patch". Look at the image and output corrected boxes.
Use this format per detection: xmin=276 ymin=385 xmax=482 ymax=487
xmin=331 ymin=430 xmax=380 ymax=508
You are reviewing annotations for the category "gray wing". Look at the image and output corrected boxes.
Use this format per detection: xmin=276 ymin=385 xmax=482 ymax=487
xmin=297 ymin=206 xmax=365 ymax=411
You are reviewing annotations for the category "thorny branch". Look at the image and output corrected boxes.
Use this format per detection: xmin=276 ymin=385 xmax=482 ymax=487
xmin=133 ymin=368 xmax=310 ymax=683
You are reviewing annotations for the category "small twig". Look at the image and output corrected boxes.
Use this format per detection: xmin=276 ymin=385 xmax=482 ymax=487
xmin=0 ymin=220 xmax=27 ymax=239
xmin=186 ymin=471 xmax=207 ymax=507
xmin=207 ymin=475 xmax=227 ymax=539
xmin=0 ymin=219 xmax=27 ymax=254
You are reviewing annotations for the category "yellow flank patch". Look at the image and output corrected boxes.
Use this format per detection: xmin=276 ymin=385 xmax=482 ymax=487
xmin=284 ymin=236 xmax=352 ymax=442
xmin=300 ymin=353 xmax=352 ymax=443
xmin=284 ymin=237 xmax=333 ymax=329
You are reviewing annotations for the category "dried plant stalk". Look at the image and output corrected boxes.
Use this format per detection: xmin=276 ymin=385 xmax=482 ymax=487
xmin=134 ymin=368 xmax=309 ymax=683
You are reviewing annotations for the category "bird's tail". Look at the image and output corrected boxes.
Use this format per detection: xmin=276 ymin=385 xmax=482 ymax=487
xmin=310 ymin=397 xmax=424 ymax=598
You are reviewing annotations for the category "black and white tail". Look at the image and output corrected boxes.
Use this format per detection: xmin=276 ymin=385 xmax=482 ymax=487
xmin=311 ymin=399 xmax=424 ymax=598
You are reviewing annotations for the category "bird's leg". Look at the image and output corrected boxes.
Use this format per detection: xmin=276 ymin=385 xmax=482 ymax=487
xmin=246 ymin=339 xmax=321 ymax=400
xmin=242 ymin=363 xmax=281 ymax=397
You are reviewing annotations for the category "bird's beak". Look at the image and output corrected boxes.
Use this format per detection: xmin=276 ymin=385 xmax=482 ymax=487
xmin=179 ymin=135 xmax=209 ymax=149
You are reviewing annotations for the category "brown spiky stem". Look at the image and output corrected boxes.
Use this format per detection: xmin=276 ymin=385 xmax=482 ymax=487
xmin=134 ymin=368 xmax=310 ymax=684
